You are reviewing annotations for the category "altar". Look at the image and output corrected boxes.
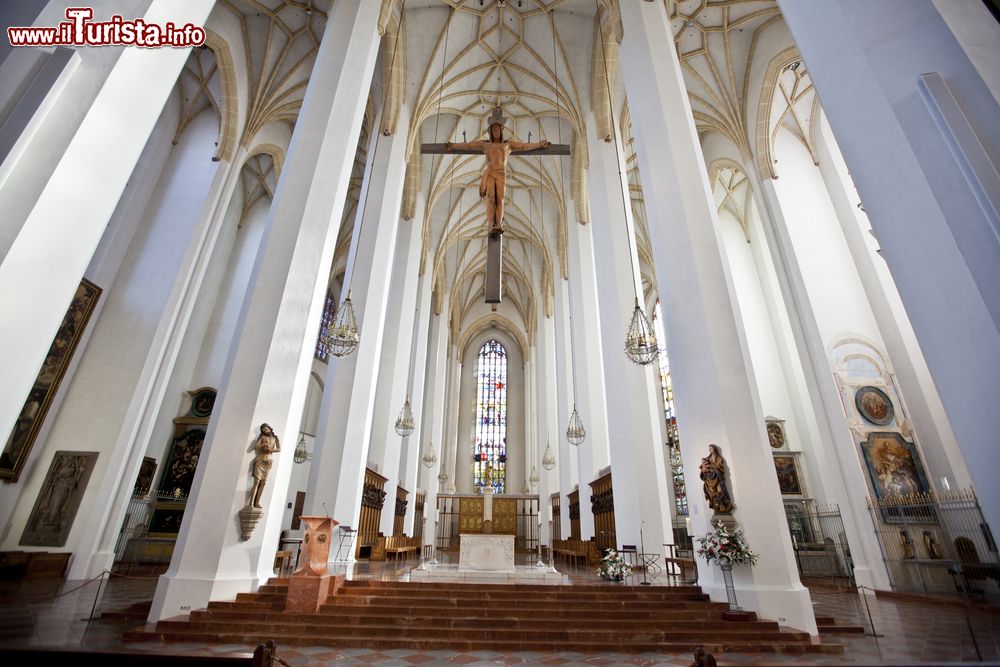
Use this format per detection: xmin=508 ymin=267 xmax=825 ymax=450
xmin=459 ymin=533 xmax=515 ymax=573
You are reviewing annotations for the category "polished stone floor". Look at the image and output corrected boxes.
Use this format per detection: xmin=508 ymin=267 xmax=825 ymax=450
xmin=1 ymin=558 xmax=999 ymax=666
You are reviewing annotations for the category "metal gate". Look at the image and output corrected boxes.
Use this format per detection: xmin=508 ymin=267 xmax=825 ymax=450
xmin=867 ymin=489 xmax=999 ymax=602
xmin=783 ymin=502 xmax=856 ymax=590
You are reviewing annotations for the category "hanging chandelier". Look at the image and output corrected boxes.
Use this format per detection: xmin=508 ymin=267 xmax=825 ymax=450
xmin=293 ymin=433 xmax=311 ymax=464
xmin=422 ymin=441 xmax=437 ymax=468
xmin=322 ymin=290 xmax=360 ymax=358
xmin=395 ymin=397 xmax=415 ymax=436
xmin=529 ymin=466 xmax=539 ymax=486
xmin=542 ymin=442 xmax=556 ymax=471
xmin=566 ymin=404 xmax=586 ymax=446
xmin=624 ymin=297 xmax=658 ymax=365
xmin=438 ymin=469 xmax=449 ymax=483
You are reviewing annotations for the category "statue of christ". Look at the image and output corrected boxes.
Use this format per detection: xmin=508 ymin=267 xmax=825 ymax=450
xmin=443 ymin=110 xmax=550 ymax=237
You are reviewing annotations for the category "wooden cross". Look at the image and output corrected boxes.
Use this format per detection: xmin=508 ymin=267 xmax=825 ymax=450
xmin=420 ymin=109 xmax=571 ymax=303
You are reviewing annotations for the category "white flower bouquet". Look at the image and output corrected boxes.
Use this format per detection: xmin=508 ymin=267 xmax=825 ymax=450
xmin=595 ymin=548 xmax=632 ymax=581
xmin=696 ymin=520 xmax=759 ymax=567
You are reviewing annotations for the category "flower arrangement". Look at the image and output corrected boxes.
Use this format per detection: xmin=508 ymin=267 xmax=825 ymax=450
xmin=696 ymin=520 xmax=759 ymax=567
xmin=595 ymin=548 xmax=632 ymax=581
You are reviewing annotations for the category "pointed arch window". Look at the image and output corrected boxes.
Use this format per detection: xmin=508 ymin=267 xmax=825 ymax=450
xmin=653 ymin=302 xmax=687 ymax=515
xmin=314 ymin=293 xmax=337 ymax=362
xmin=474 ymin=340 xmax=507 ymax=494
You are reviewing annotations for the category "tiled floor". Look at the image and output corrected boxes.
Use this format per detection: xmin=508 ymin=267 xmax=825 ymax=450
xmin=1 ymin=560 xmax=999 ymax=666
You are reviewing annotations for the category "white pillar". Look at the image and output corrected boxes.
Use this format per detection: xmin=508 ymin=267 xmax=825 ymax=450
xmin=552 ymin=277 xmax=576 ymax=539
xmin=419 ymin=303 xmax=449 ymax=551
xmin=305 ymin=97 xmax=409 ymax=557
xmin=778 ymin=0 xmax=1000 ymax=530
xmin=444 ymin=348 xmax=461 ymax=494
xmin=148 ymin=0 xmax=382 ymax=623
xmin=402 ymin=203 xmax=432 ymax=534
xmin=566 ymin=213 xmax=613 ymax=541
xmin=585 ymin=111 xmax=671 ymax=554
xmin=364 ymin=126 xmax=422 ymax=536
xmin=537 ymin=307 xmax=559 ymax=544
xmin=618 ymin=0 xmax=814 ymax=633
xmin=0 ymin=0 xmax=215 ymax=451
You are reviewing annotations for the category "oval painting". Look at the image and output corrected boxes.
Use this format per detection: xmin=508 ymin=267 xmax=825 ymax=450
xmin=855 ymin=386 xmax=894 ymax=426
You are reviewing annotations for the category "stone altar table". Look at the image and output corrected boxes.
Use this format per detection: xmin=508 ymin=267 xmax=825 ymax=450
xmin=458 ymin=533 xmax=515 ymax=573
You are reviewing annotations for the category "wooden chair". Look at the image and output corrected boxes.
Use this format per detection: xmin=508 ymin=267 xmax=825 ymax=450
xmin=273 ymin=550 xmax=293 ymax=576
xmin=664 ymin=543 xmax=697 ymax=582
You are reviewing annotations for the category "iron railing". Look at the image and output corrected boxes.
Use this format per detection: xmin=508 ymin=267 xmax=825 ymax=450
xmin=867 ymin=489 xmax=999 ymax=602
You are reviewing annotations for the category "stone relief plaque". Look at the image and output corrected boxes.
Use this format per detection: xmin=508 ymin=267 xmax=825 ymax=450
xmin=20 ymin=451 xmax=98 ymax=547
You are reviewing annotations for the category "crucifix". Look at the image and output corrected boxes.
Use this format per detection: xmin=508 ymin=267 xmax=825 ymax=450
xmin=421 ymin=108 xmax=571 ymax=303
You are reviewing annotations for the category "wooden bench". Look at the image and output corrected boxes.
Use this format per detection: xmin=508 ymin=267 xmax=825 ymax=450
xmin=373 ymin=535 xmax=421 ymax=561
xmin=0 ymin=551 xmax=71 ymax=580
xmin=552 ymin=539 xmax=601 ymax=567
xmin=385 ymin=535 xmax=421 ymax=560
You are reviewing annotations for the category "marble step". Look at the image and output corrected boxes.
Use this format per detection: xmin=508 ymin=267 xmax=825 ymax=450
xmin=122 ymin=628 xmax=842 ymax=655
xmin=189 ymin=608 xmax=775 ymax=630
xmin=336 ymin=588 xmax=711 ymax=602
xmin=153 ymin=619 xmax=810 ymax=643
xmin=325 ymin=597 xmax=725 ymax=612
xmin=342 ymin=580 xmax=698 ymax=592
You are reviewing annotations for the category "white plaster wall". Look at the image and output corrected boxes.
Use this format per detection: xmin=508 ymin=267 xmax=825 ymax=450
xmin=815 ymin=115 xmax=973 ymax=490
xmin=770 ymin=132 xmax=883 ymax=348
xmin=0 ymin=109 xmax=220 ymax=554
xmin=455 ymin=329 xmax=525 ymax=496
xmin=718 ymin=208 xmax=807 ymax=457
xmin=193 ymin=197 xmax=270 ymax=388
xmin=140 ymin=146 xmax=278 ymax=506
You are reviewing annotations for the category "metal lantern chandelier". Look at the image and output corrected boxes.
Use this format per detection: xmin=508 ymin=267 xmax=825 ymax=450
xmin=293 ymin=433 xmax=310 ymax=464
xmin=542 ymin=442 xmax=557 ymax=471
xmin=422 ymin=441 xmax=437 ymax=468
xmin=566 ymin=404 xmax=586 ymax=446
xmin=395 ymin=397 xmax=415 ymax=437
xmin=323 ymin=290 xmax=360 ymax=358
xmin=625 ymin=297 xmax=658 ymax=365
xmin=321 ymin=10 xmax=404 ymax=360
xmin=595 ymin=0 xmax=658 ymax=367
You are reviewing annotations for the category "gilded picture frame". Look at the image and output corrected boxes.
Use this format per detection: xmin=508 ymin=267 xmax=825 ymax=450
xmin=861 ymin=431 xmax=933 ymax=524
xmin=773 ymin=454 xmax=803 ymax=496
xmin=855 ymin=385 xmax=894 ymax=426
xmin=1 ymin=279 xmax=101 ymax=482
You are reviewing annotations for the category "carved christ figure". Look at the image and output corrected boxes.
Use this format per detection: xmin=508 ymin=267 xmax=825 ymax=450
xmin=444 ymin=119 xmax=550 ymax=236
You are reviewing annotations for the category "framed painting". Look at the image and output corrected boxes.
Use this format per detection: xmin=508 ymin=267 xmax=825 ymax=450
xmin=773 ymin=454 xmax=803 ymax=495
xmin=766 ymin=418 xmax=786 ymax=450
xmin=1 ymin=279 xmax=101 ymax=482
xmin=157 ymin=427 xmax=206 ymax=496
xmin=855 ymin=386 xmax=894 ymax=426
xmin=147 ymin=500 xmax=186 ymax=537
xmin=20 ymin=451 xmax=98 ymax=547
xmin=861 ymin=431 xmax=933 ymax=523
xmin=133 ymin=456 xmax=157 ymax=496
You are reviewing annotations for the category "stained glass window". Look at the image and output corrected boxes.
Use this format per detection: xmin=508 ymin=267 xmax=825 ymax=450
xmin=314 ymin=293 xmax=336 ymax=362
xmin=474 ymin=340 xmax=507 ymax=494
xmin=653 ymin=302 xmax=687 ymax=515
